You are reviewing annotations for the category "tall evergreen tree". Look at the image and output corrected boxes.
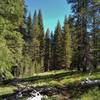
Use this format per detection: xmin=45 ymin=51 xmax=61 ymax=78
xmin=54 ymin=21 xmax=65 ymax=69
xmin=38 ymin=9 xmax=45 ymax=71
xmin=44 ymin=29 xmax=51 ymax=71
xmin=90 ymin=0 xmax=100 ymax=69
xmin=67 ymin=0 xmax=91 ymax=72
xmin=38 ymin=9 xmax=44 ymax=44
xmin=27 ymin=13 xmax=33 ymax=41
xmin=0 ymin=0 xmax=25 ymax=78
xmin=50 ymin=31 xmax=54 ymax=70
xmin=22 ymin=13 xmax=34 ymax=76
xmin=32 ymin=10 xmax=42 ymax=73
xmin=63 ymin=17 xmax=72 ymax=69
xmin=33 ymin=10 xmax=39 ymax=38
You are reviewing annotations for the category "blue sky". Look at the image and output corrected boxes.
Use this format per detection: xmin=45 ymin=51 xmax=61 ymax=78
xmin=25 ymin=0 xmax=71 ymax=31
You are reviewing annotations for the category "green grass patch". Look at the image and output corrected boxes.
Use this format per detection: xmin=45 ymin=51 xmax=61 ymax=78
xmin=80 ymin=87 xmax=100 ymax=100
xmin=26 ymin=71 xmax=100 ymax=88
xmin=0 ymin=85 xmax=17 ymax=96
xmin=0 ymin=70 xmax=100 ymax=96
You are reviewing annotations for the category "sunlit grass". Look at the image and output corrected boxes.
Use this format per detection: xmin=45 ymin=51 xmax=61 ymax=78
xmin=0 ymin=70 xmax=100 ymax=96
xmin=27 ymin=71 xmax=100 ymax=87
xmin=30 ymin=69 xmax=70 ymax=77
xmin=0 ymin=85 xmax=17 ymax=96
xmin=21 ymin=71 xmax=100 ymax=89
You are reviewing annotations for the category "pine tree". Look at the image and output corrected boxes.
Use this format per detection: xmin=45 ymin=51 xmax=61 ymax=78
xmin=22 ymin=13 xmax=34 ymax=76
xmin=38 ymin=9 xmax=45 ymax=71
xmin=44 ymin=29 xmax=51 ymax=71
xmin=33 ymin=10 xmax=39 ymax=38
xmin=0 ymin=37 xmax=13 ymax=79
xmin=90 ymin=0 xmax=100 ymax=69
xmin=67 ymin=0 xmax=91 ymax=72
xmin=32 ymin=10 xmax=42 ymax=73
xmin=63 ymin=17 xmax=72 ymax=69
xmin=50 ymin=32 xmax=54 ymax=70
xmin=70 ymin=18 xmax=78 ymax=69
xmin=38 ymin=9 xmax=44 ymax=42
xmin=54 ymin=21 xmax=65 ymax=69
xmin=0 ymin=0 xmax=25 ymax=78
xmin=27 ymin=13 xmax=33 ymax=41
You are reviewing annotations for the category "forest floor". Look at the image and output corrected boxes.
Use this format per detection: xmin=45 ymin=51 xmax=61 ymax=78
xmin=0 ymin=69 xmax=100 ymax=98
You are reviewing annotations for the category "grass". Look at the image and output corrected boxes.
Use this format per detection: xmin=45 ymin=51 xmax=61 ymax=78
xmin=0 ymin=85 xmax=17 ymax=96
xmin=42 ymin=87 xmax=100 ymax=100
xmin=0 ymin=69 xmax=100 ymax=96
xmin=80 ymin=87 xmax=100 ymax=100
xmin=25 ymin=71 xmax=100 ymax=88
